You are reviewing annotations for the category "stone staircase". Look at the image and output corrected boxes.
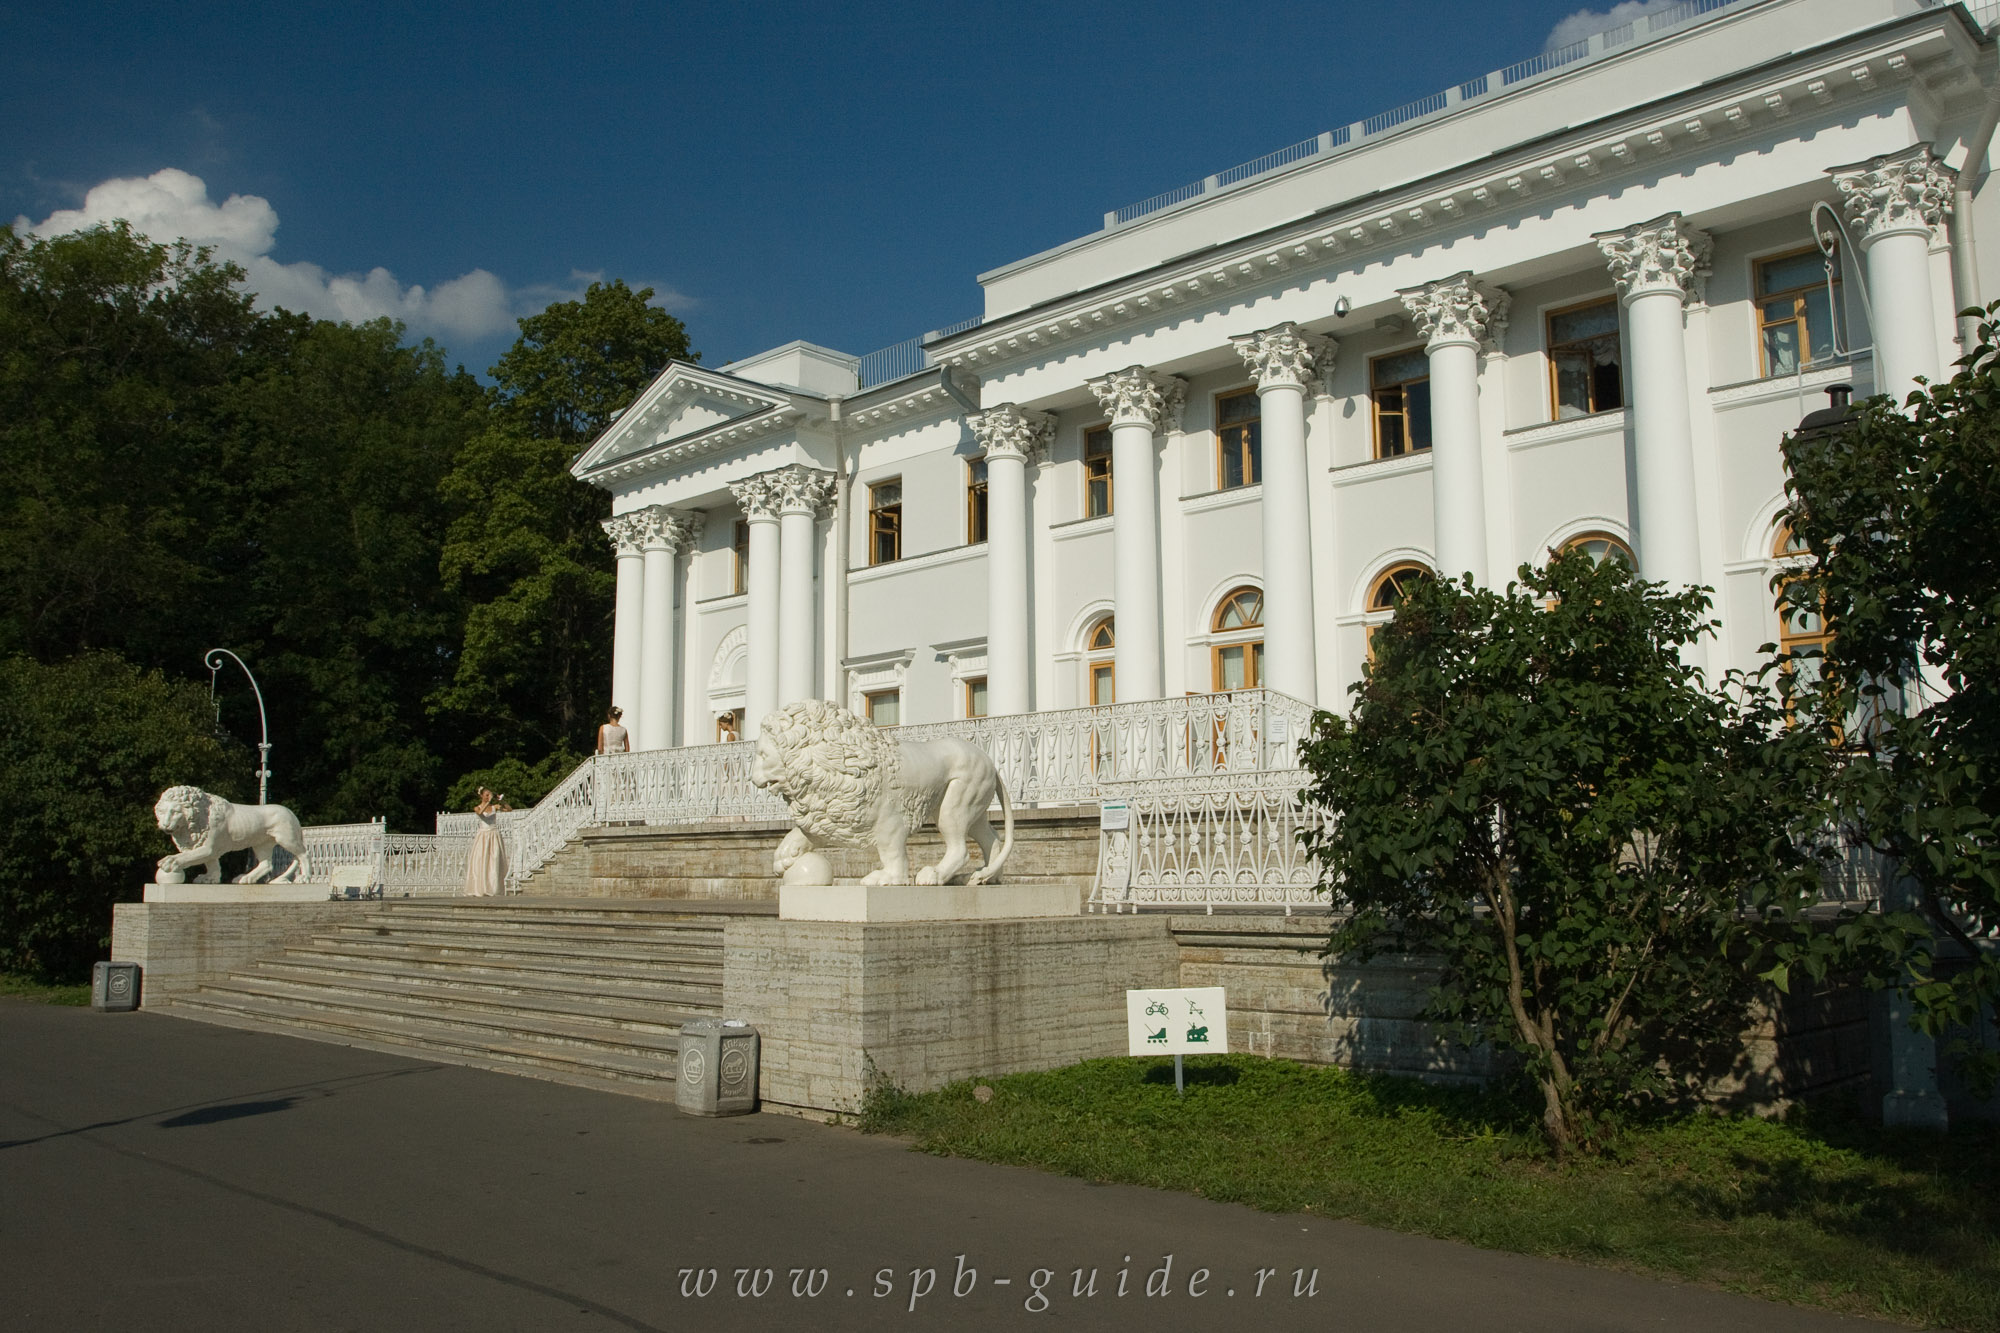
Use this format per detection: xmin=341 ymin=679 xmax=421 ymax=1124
xmin=156 ymin=898 xmax=774 ymax=1099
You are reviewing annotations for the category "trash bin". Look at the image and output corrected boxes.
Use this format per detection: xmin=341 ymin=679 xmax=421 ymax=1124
xmin=92 ymin=961 xmax=141 ymax=1012
xmin=676 ymin=1018 xmax=760 ymax=1116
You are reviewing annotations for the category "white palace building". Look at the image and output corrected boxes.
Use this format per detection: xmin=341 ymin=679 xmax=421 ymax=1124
xmin=577 ymin=0 xmax=1999 ymax=751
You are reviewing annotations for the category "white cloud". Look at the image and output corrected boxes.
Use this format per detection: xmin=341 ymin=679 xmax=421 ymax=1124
xmin=10 ymin=167 xmax=613 ymax=342
xmin=1544 ymin=0 xmax=1682 ymax=52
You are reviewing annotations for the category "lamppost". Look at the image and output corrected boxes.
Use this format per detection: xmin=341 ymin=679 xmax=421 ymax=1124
xmin=204 ymin=649 xmax=272 ymax=805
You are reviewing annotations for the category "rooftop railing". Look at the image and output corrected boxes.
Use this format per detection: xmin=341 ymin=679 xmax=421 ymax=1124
xmin=855 ymin=314 xmax=983 ymax=390
xmin=1102 ymin=0 xmax=1751 ymax=231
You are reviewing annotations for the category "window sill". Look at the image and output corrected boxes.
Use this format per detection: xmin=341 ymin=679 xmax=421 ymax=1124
xmin=1330 ymin=450 xmax=1432 ymax=482
xmin=1051 ymin=514 xmax=1115 ymax=539
xmin=1503 ymin=410 xmax=1629 ymax=450
xmin=1709 ymin=359 xmax=1869 ymax=408
xmin=848 ymin=543 xmax=988 ymax=583
xmin=694 ymin=591 xmax=749 ymax=609
xmin=1181 ymin=483 xmax=1262 ymax=514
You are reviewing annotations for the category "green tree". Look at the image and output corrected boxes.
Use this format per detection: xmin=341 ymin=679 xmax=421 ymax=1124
xmin=1299 ymin=552 xmax=1829 ymax=1155
xmin=0 ymin=654 xmax=239 ymax=980
xmin=435 ymin=280 xmax=693 ymax=787
xmin=1775 ymin=300 xmax=2000 ymax=1084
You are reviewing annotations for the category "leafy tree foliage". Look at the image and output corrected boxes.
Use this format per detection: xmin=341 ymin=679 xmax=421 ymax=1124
xmin=435 ymin=280 xmax=692 ymax=775
xmin=1775 ymin=301 xmax=2000 ymax=1083
xmin=0 ymin=655 xmax=239 ymax=979
xmin=1300 ymin=552 xmax=1829 ymax=1154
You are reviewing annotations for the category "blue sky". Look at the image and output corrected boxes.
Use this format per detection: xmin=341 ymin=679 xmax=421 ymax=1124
xmin=3 ymin=0 xmax=1654 ymax=377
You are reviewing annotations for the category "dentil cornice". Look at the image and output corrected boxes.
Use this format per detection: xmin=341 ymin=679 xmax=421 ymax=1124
xmin=967 ymin=403 xmax=1056 ymax=463
xmin=1229 ymin=323 xmax=1337 ymax=394
xmin=1086 ymin=367 xmax=1190 ymax=433
xmin=1397 ymin=274 xmax=1509 ymax=351
xmin=1595 ymin=212 xmax=1714 ymax=304
xmin=1830 ymin=143 xmax=1954 ymax=241
xmin=729 ymin=472 xmax=788 ymax=520
xmin=769 ymin=465 xmax=836 ymax=517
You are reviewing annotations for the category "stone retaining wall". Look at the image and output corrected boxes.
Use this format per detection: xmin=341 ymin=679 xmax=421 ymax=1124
xmin=110 ymin=901 xmax=365 ymax=1002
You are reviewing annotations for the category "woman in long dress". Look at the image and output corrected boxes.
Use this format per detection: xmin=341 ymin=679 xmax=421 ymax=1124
xmin=461 ymin=787 xmax=510 ymax=897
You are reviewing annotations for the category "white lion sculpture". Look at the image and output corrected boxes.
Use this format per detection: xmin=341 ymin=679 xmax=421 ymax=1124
xmin=748 ymin=700 xmax=1014 ymax=887
xmin=154 ymin=786 xmax=312 ymax=885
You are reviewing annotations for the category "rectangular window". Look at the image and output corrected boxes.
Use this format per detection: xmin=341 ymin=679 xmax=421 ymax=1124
xmin=964 ymin=677 xmax=988 ymax=718
xmin=864 ymin=689 xmax=901 ymax=727
xmin=1216 ymin=388 xmax=1261 ymax=489
xmin=1547 ymin=298 xmax=1624 ymax=420
xmin=966 ymin=457 xmax=989 ymax=544
xmin=1371 ymin=348 xmax=1432 ymax=459
xmin=1084 ymin=425 xmax=1112 ymax=517
xmin=1758 ymin=247 xmax=1842 ymax=377
xmin=1211 ymin=641 xmax=1265 ymax=692
xmin=868 ymin=479 xmax=902 ymax=565
xmin=732 ymin=520 xmax=750 ymax=595
xmin=1089 ymin=662 xmax=1114 ymax=706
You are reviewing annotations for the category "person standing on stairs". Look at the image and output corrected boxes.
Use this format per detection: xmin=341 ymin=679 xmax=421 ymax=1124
xmin=461 ymin=787 xmax=511 ymax=898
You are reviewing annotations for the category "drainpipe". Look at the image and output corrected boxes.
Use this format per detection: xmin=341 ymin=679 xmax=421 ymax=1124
xmin=1952 ymin=57 xmax=2000 ymax=352
xmin=938 ymin=364 xmax=981 ymax=415
xmin=829 ymin=395 xmax=849 ymax=704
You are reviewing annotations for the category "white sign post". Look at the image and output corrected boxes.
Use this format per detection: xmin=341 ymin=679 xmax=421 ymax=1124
xmin=1125 ymin=986 xmax=1227 ymax=1095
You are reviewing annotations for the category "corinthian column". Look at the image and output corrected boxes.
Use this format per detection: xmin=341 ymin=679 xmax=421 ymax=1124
xmin=969 ymin=404 xmax=1054 ymax=716
xmin=1597 ymin=213 xmax=1711 ymax=589
xmin=1230 ymin=323 xmax=1334 ymax=703
xmin=1831 ymin=145 xmax=1953 ymax=406
xmin=632 ymin=508 xmax=702 ymax=751
xmin=728 ymin=473 xmax=786 ymax=738
xmin=602 ymin=513 xmax=648 ymax=738
xmin=771 ymin=465 xmax=835 ymax=707
xmin=1400 ymin=273 xmax=1507 ymax=586
xmin=1086 ymin=366 xmax=1187 ymax=702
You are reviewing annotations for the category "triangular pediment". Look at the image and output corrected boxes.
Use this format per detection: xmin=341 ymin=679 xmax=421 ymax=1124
xmin=573 ymin=361 xmax=798 ymax=477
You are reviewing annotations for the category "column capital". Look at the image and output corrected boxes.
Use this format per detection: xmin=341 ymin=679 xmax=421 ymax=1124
xmin=729 ymin=471 xmax=787 ymax=520
xmin=622 ymin=503 xmax=704 ymax=554
xmin=1398 ymin=272 xmax=1510 ymax=351
xmin=1230 ymin=322 xmax=1337 ymax=395
xmin=1830 ymin=143 xmax=1954 ymax=242
xmin=601 ymin=512 xmax=648 ymax=557
xmin=1086 ymin=366 xmax=1189 ymax=433
xmin=968 ymin=403 xmax=1056 ymax=463
xmin=1595 ymin=212 xmax=1713 ymax=305
xmin=769 ymin=464 xmax=836 ymax=517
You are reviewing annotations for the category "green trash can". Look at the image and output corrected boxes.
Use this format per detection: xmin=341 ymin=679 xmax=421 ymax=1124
xmin=677 ymin=1018 xmax=760 ymax=1116
xmin=92 ymin=962 xmax=141 ymax=1012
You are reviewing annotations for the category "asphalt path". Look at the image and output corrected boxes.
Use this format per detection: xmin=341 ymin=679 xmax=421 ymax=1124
xmin=0 ymin=999 xmax=1897 ymax=1332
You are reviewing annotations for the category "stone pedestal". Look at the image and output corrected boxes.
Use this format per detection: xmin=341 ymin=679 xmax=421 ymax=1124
xmin=723 ymin=915 xmax=1178 ymax=1115
xmin=777 ymin=881 xmax=1079 ymax=922
xmin=142 ymin=882 xmax=333 ymax=903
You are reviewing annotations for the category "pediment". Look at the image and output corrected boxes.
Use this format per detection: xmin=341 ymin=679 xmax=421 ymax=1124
xmin=574 ymin=362 xmax=796 ymax=476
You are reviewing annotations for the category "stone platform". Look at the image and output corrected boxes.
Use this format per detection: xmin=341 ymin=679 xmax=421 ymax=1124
xmin=142 ymin=882 xmax=332 ymax=903
xmin=777 ymin=880 xmax=1078 ymax=922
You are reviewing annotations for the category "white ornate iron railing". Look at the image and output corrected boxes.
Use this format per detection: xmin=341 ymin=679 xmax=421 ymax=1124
xmin=298 ymin=819 xmax=470 ymax=895
xmin=300 ymin=821 xmax=383 ymax=880
xmin=1089 ymin=769 xmax=1326 ymax=916
xmin=434 ymin=809 xmax=531 ymax=837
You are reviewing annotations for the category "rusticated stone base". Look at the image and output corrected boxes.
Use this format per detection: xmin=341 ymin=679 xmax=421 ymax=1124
xmin=111 ymin=900 xmax=365 ymax=1002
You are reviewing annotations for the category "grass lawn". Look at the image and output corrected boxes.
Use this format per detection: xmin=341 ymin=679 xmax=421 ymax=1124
xmin=861 ymin=1055 xmax=1998 ymax=1331
xmin=0 ymin=972 xmax=91 ymax=1006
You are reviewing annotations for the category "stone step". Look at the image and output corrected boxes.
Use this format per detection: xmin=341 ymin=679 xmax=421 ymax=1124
xmin=314 ymin=930 xmax=718 ymax=968
xmin=373 ymin=897 xmax=769 ymax=922
xmin=253 ymin=953 xmax=717 ymax=1009
xmin=276 ymin=943 xmax=718 ymax=992
xmin=354 ymin=911 xmax=734 ymax=940
xmin=193 ymin=972 xmax=704 ymax=1048
xmin=154 ymin=994 xmax=681 ymax=1100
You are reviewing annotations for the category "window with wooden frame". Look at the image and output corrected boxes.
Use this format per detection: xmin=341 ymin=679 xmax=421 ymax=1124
xmin=1210 ymin=587 xmax=1265 ymax=692
xmin=964 ymin=676 xmax=988 ymax=719
xmin=1216 ymin=388 xmax=1262 ymax=490
xmin=1087 ymin=617 xmax=1115 ymax=705
xmin=966 ymin=456 xmax=989 ymax=544
xmin=1559 ymin=532 xmax=1634 ymax=567
xmin=1757 ymin=246 xmax=1843 ymax=378
xmin=1371 ymin=348 xmax=1432 ymax=459
xmin=1547 ymin=297 xmax=1625 ymax=420
xmin=1773 ymin=524 xmax=1832 ymax=672
xmin=863 ymin=689 xmax=901 ymax=727
xmin=1365 ymin=562 xmax=1433 ymax=655
xmin=868 ymin=478 xmax=902 ymax=565
xmin=732 ymin=520 xmax=750 ymax=595
xmin=1084 ymin=425 xmax=1113 ymax=518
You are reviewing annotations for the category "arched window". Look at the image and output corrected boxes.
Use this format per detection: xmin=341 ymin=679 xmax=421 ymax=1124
xmin=1211 ymin=587 xmax=1264 ymax=691
xmin=1087 ymin=616 xmax=1115 ymax=705
xmin=1559 ymin=532 xmax=1634 ymax=567
xmin=1365 ymin=562 xmax=1433 ymax=655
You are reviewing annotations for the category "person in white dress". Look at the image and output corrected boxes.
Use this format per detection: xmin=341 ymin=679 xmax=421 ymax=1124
xmin=597 ymin=706 xmax=629 ymax=755
xmin=461 ymin=787 xmax=510 ymax=897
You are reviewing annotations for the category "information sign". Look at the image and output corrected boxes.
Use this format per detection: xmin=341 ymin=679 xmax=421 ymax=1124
xmin=1124 ymin=986 xmax=1228 ymax=1056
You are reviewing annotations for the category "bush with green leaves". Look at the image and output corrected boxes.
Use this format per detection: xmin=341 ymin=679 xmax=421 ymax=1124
xmin=0 ymin=653 xmax=239 ymax=980
xmin=1774 ymin=299 xmax=2000 ymax=1089
xmin=1300 ymin=551 xmax=1830 ymax=1154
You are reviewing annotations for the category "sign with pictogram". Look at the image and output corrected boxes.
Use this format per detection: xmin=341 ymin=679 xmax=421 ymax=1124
xmin=1124 ymin=987 xmax=1228 ymax=1056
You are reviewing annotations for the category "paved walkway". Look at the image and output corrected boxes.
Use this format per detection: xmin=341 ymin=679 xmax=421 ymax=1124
xmin=1 ymin=999 xmax=1895 ymax=1332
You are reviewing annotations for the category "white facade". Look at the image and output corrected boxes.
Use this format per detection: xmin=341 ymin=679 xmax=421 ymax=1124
xmin=575 ymin=0 xmax=2000 ymax=745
